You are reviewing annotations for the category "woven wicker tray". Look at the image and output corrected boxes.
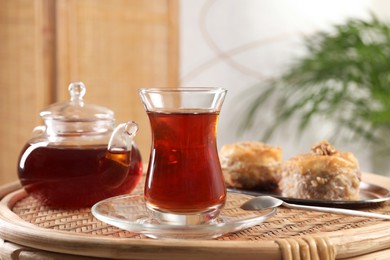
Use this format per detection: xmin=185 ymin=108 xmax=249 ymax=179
xmin=1 ymin=173 xmax=390 ymax=259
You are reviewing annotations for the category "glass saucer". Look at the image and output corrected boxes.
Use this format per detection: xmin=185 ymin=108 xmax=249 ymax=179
xmin=91 ymin=193 xmax=276 ymax=240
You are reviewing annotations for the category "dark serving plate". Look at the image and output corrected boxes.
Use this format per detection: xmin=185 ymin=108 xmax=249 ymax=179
xmin=228 ymin=181 xmax=390 ymax=208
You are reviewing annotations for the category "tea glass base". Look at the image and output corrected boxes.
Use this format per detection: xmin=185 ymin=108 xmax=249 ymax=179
xmin=146 ymin=203 xmax=224 ymax=225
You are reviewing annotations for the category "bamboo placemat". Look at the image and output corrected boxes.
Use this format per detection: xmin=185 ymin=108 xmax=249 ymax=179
xmin=11 ymin=189 xmax=389 ymax=241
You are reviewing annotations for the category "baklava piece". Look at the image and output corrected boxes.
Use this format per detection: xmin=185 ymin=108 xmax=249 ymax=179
xmin=220 ymin=141 xmax=282 ymax=191
xmin=280 ymin=140 xmax=361 ymax=200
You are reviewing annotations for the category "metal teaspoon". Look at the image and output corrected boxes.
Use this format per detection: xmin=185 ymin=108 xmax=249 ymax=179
xmin=241 ymin=195 xmax=390 ymax=220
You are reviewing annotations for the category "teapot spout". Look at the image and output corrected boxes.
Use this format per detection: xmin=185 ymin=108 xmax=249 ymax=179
xmin=108 ymin=121 xmax=138 ymax=152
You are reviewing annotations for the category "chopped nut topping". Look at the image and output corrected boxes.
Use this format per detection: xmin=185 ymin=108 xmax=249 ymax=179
xmin=316 ymin=176 xmax=327 ymax=185
xmin=311 ymin=140 xmax=338 ymax=156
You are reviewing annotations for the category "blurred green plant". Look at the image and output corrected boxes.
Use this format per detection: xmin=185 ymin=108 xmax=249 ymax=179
xmin=240 ymin=14 xmax=390 ymax=151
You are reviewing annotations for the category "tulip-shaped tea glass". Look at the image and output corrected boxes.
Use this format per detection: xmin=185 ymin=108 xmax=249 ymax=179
xmin=139 ymin=88 xmax=227 ymax=225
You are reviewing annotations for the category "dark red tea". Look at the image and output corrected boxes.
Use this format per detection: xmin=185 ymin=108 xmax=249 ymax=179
xmin=18 ymin=144 xmax=142 ymax=208
xmin=144 ymin=110 xmax=226 ymax=213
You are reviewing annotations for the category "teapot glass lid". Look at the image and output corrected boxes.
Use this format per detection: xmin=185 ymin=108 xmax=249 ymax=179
xmin=40 ymin=82 xmax=114 ymax=122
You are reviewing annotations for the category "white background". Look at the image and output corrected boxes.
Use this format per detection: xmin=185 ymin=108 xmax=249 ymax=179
xmin=179 ymin=0 xmax=390 ymax=175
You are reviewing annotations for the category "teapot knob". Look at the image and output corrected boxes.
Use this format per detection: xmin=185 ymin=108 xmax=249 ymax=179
xmin=68 ymin=82 xmax=87 ymax=102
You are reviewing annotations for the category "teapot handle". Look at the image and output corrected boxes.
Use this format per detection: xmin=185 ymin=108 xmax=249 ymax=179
xmin=107 ymin=121 xmax=138 ymax=152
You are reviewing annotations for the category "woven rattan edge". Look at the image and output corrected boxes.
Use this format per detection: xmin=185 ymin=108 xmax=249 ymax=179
xmin=0 ymin=181 xmax=20 ymax=198
xmin=274 ymin=236 xmax=336 ymax=260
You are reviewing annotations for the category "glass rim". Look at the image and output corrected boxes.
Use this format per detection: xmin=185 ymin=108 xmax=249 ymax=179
xmin=138 ymin=87 xmax=227 ymax=94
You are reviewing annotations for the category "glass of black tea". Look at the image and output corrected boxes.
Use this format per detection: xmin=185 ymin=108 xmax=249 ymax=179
xmin=139 ymin=88 xmax=227 ymax=225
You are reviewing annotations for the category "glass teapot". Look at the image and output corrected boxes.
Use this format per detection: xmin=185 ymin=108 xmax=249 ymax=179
xmin=17 ymin=82 xmax=143 ymax=208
